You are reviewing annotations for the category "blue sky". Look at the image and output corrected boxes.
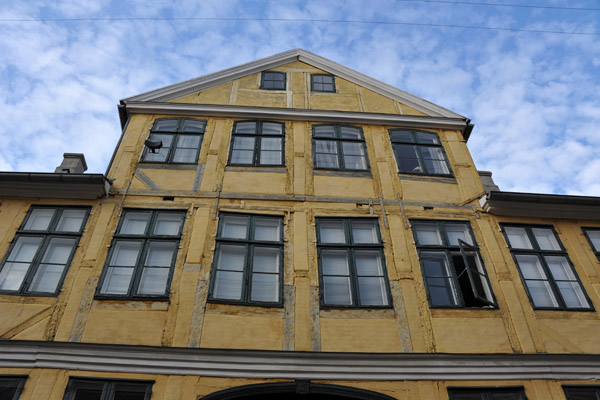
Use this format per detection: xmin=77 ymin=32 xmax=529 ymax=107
xmin=1 ymin=0 xmax=599 ymax=195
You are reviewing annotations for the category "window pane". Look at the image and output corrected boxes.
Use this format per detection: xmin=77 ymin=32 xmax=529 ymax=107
xmin=28 ymin=263 xmax=65 ymax=293
xmin=342 ymin=142 xmax=367 ymax=170
xmin=181 ymin=119 xmax=205 ymax=132
xmin=355 ymin=250 xmax=383 ymax=275
xmin=421 ymin=252 xmax=451 ymax=276
xmin=319 ymin=221 xmax=346 ymax=243
xmin=415 ymin=131 xmax=440 ymax=144
xmin=446 ymin=223 xmax=472 ymax=245
xmin=545 ymin=256 xmax=576 ymax=281
xmin=427 ymin=277 xmax=458 ymax=306
xmin=213 ymin=270 xmax=243 ymax=300
xmin=73 ymin=388 xmax=104 ymax=400
xmin=221 ymin=215 xmax=248 ymax=239
xmin=232 ymin=136 xmax=255 ymax=149
xmin=24 ymin=208 xmax=55 ymax=230
xmin=254 ymin=218 xmax=280 ymax=241
xmin=321 ymin=249 xmax=349 ymax=275
xmin=250 ymin=273 xmax=279 ymax=302
xmin=154 ymin=119 xmax=178 ymax=131
xmin=173 ymin=148 xmax=197 ymax=163
xmin=424 ymin=159 xmax=450 ymax=175
xmin=113 ymin=383 xmax=149 ymax=400
xmin=515 ymin=254 xmax=547 ymax=279
xmin=144 ymin=242 xmax=176 ymax=267
xmin=390 ymin=130 xmax=413 ymax=143
xmin=262 ymin=122 xmax=283 ymax=135
xmin=177 ymin=135 xmax=201 ymax=148
xmin=358 ymin=277 xmax=387 ymax=306
xmin=556 ymin=281 xmax=590 ymax=308
xmin=587 ymin=230 xmax=600 ymax=251
xmin=252 ymin=247 xmax=279 ymax=273
xmin=351 ymin=220 xmax=378 ymax=244
xmin=7 ymin=236 xmax=43 ymax=262
xmin=235 ymin=121 xmax=257 ymax=134
xmin=143 ymin=147 xmax=169 ymax=163
xmin=56 ymin=209 xmax=87 ymax=232
xmin=323 ymin=276 xmax=352 ymax=305
xmin=313 ymin=125 xmax=335 ymax=138
xmin=315 ymin=140 xmax=337 ymax=153
xmin=414 ymin=222 xmax=443 ymax=245
xmin=100 ymin=267 xmax=134 ymax=294
xmin=532 ymin=228 xmax=561 ymax=250
xmin=260 ymin=151 xmax=282 ymax=165
xmin=231 ymin=149 xmax=254 ymax=164
xmin=119 ymin=212 xmax=151 ymax=235
xmin=110 ymin=241 xmax=142 ymax=266
xmin=315 ymin=153 xmax=339 ymax=169
xmin=137 ymin=267 xmax=169 ymax=295
xmin=41 ymin=237 xmax=76 ymax=264
xmin=216 ymin=245 xmax=245 ymax=271
xmin=504 ymin=227 xmax=533 ymax=249
xmin=397 ymin=156 xmax=423 ymax=173
xmin=153 ymin=213 xmax=184 ymax=236
xmin=0 ymin=262 xmax=29 ymax=291
xmin=420 ymin=251 xmax=457 ymax=306
xmin=340 ymin=126 xmax=361 ymax=139
xmin=261 ymin=137 xmax=282 ymax=151
xmin=526 ymin=280 xmax=559 ymax=308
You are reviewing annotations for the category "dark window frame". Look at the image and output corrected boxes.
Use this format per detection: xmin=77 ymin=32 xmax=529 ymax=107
xmin=208 ymin=213 xmax=285 ymax=307
xmin=95 ymin=209 xmax=186 ymax=300
xmin=141 ymin=117 xmax=206 ymax=164
xmin=311 ymin=74 xmax=336 ymax=92
xmin=260 ymin=71 xmax=286 ymax=90
xmin=582 ymin=227 xmax=600 ymax=262
xmin=501 ymin=223 xmax=593 ymax=311
xmin=563 ymin=385 xmax=600 ymax=400
xmin=227 ymin=120 xmax=286 ymax=167
xmin=312 ymin=124 xmax=370 ymax=172
xmin=316 ymin=217 xmax=393 ymax=309
xmin=0 ymin=376 xmax=27 ymax=400
xmin=448 ymin=386 xmax=528 ymax=400
xmin=0 ymin=206 xmax=91 ymax=296
xmin=62 ymin=377 xmax=153 ymax=400
xmin=389 ymin=129 xmax=453 ymax=177
xmin=411 ymin=219 xmax=497 ymax=309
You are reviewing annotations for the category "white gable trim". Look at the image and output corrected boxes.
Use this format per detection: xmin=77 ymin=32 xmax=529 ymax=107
xmin=121 ymin=49 xmax=463 ymax=118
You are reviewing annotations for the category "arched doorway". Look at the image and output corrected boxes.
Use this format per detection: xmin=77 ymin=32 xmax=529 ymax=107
xmin=200 ymin=381 xmax=397 ymax=400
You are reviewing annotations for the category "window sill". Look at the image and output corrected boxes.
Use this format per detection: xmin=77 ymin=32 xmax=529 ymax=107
xmin=206 ymin=300 xmax=285 ymax=313
xmin=320 ymin=307 xmax=395 ymax=318
xmin=314 ymin=170 xmax=372 ymax=178
xmin=398 ymin=173 xmax=457 ymax=184
xmin=430 ymin=307 xmax=500 ymax=318
xmin=138 ymin=163 xmax=198 ymax=170
xmin=225 ymin=166 xmax=287 ymax=173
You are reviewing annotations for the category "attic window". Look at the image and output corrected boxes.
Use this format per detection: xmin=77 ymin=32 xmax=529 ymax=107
xmin=261 ymin=71 xmax=286 ymax=90
xmin=311 ymin=74 xmax=335 ymax=92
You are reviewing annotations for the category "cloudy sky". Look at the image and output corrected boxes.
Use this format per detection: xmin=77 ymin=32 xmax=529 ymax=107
xmin=1 ymin=0 xmax=599 ymax=195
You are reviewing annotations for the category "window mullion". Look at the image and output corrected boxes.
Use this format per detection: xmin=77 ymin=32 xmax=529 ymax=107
xmin=244 ymin=243 xmax=253 ymax=303
xmin=446 ymin=249 xmax=465 ymax=307
xmin=20 ymin=234 xmax=51 ymax=293
xmin=538 ymin=251 xmax=568 ymax=309
xmin=349 ymin=247 xmax=360 ymax=307
xmin=254 ymin=132 xmax=261 ymax=166
xmin=128 ymin=238 xmax=149 ymax=297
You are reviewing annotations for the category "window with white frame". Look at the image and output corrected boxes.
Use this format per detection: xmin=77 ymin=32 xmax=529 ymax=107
xmin=0 ymin=206 xmax=90 ymax=295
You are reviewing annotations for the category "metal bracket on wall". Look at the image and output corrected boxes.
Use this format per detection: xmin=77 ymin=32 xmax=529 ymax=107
xmin=378 ymin=193 xmax=389 ymax=229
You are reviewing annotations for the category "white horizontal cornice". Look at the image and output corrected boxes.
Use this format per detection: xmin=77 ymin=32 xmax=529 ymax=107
xmin=1 ymin=341 xmax=600 ymax=381
xmin=122 ymin=102 xmax=469 ymax=131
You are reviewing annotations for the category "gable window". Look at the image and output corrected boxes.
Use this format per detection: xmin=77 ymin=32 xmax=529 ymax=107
xmin=261 ymin=71 xmax=286 ymax=90
xmin=96 ymin=209 xmax=186 ymax=299
xmin=229 ymin=121 xmax=285 ymax=166
xmin=0 ymin=206 xmax=90 ymax=295
xmin=563 ymin=386 xmax=600 ymax=400
xmin=389 ymin=129 xmax=452 ymax=176
xmin=141 ymin=118 xmax=206 ymax=164
xmin=502 ymin=224 xmax=592 ymax=310
xmin=0 ymin=376 xmax=27 ymax=400
xmin=311 ymin=74 xmax=335 ymax=92
xmin=412 ymin=220 xmax=496 ymax=308
xmin=448 ymin=387 xmax=528 ymax=400
xmin=583 ymin=228 xmax=600 ymax=261
xmin=209 ymin=213 xmax=283 ymax=306
xmin=312 ymin=125 xmax=369 ymax=171
xmin=63 ymin=378 xmax=152 ymax=400
xmin=316 ymin=218 xmax=391 ymax=308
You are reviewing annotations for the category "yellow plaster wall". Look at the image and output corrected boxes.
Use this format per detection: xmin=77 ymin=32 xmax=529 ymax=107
xmin=200 ymin=313 xmax=283 ymax=350
xmin=430 ymin=316 xmax=513 ymax=353
xmin=81 ymin=308 xmax=167 ymax=346
xmin=222 ymin=171 xmax=288 ymax=195
xmin=313 ymin=176 xmax=376 ymax=198
xmin=320 ymin=317 xmax=403 ymax=352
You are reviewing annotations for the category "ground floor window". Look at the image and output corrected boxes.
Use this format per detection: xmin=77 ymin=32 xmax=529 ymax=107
xmin=448 ymin=387 xmax=527 ymax=400
xmin=0 ymin=376 xmax=26 ymax=400
xmin=563 ymin=386 xmax=600 ymax=400
xmin=62 ymin=378 xmax=153 ymax=400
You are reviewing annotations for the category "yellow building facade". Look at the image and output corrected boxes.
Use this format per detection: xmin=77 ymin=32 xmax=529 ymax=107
xmin=0 ymin=49 xmax=599 ymax=400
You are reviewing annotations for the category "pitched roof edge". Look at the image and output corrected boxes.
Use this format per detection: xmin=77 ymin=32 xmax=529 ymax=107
xmin=121 ymin=49 xmax=464 ymax=119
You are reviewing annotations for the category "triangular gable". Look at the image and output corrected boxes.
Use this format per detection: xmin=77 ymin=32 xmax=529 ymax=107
xmin=121 ymin=49 xmax=463 ymax=119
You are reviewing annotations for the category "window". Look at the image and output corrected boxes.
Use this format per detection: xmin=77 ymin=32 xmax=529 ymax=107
xmin=411 ymin=220 xmax=496 ymax=308
xmin=502 ymin=224 xmax=592 ymax=310
xmin=389 ymin=129 xmax=452 ymax=176
xmin=97 ymin=209 xmax=186 ymax=299
xmin=228 ymin=121 xmax=285 ymax=166
xmin=209 ymin=213 xmax=283 ymax=305
xmin=311 ymin=74 xmax=335 ymax=92
xmin=448 ymin=387 xmax=528 ymax=400
xmin=583 ymin=228 xmax=600 ymax=261
xmin=316 ymin=218 xmax=391 ymax=307
xmin=563 ymin=386 xmax=600 ymax=400
xmin=63 ymin=378 xmax=152 ymax=400
xmin=141 ymin=118 xmax=206 ymax=164
xmin=0 ymin=206 xmax=90 ymax=295
xmin=312 ymin=125 xmax=369 ymax=171
xmin=261 ymin=71 xmax=286 ymax=90
xmin=0 ymin=376 xmax=26 ymax=400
